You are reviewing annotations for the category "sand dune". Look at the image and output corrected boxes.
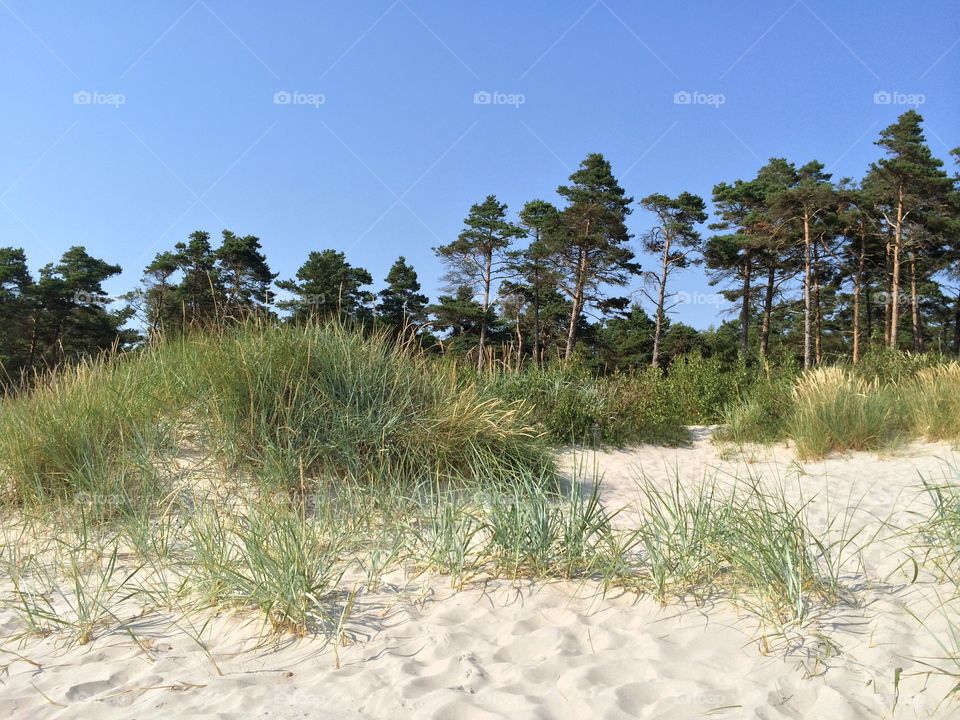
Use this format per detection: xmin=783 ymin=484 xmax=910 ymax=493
xmin=2 ymin=432 xmax=959 ymax=719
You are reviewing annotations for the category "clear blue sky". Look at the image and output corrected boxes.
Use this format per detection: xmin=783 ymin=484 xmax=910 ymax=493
xmin=2 ymin=1 xmax=958 ymax=329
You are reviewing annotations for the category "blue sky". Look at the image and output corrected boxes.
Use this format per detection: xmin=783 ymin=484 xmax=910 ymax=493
xmin=1 ymin=0 xmax=958 ymax=329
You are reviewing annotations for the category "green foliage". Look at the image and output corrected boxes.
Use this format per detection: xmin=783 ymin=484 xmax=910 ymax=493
xmin=549 ymin=153 xmax=640 ymax=358
xmin=479 ymin=363 xmax=689 ymax=447
xmin=718 ymin=373 xmax=795 ymax=445
xmin=663 ymin=352 xmax=750 ymax=423
xmin=853 ymin=347 xmax=947 ymax=384
xmin=375 ymin=256 xmax=429 ymax=333
xmin=276 ymin=249 xmax=373 ymax=323
xmin=0 ymin=353 xmax=176 ymax=507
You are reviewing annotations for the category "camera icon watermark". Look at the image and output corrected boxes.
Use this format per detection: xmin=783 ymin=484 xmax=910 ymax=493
xmin=73 ymin=90 xmax=126 ymax=108
xmin=473 ymin=90 xmax=525 ymax=108
xmin=873 ymin=90 xmax=925 ymax=107
xmin=673 ymin=90 xmax=725 ymax=108
xmin=273 ymin=90 xmax=326 ymax=108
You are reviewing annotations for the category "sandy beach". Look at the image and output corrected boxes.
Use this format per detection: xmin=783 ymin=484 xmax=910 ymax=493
xmin=2 ymin=430 xmax=958 ymax=719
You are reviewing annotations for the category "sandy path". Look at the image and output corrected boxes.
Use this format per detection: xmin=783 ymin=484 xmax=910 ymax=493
xmin=1 ymin=432 xmax=958 ymax=719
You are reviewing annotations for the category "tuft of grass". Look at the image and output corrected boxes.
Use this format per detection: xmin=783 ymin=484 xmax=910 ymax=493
xmin=625 ymin=473 xmax=847 ymax=624
xmin=907 ymin=365 xmax=960 ymax=443
xmin=0 ymin=354 xmax=176 ymax=508
xmin=789 ymin=367 xmax=903 ymax=459
xmin=917 ymin=475 xmax=960 ymax=583
xmin=226 ymin=498 xmax=344 ymax=637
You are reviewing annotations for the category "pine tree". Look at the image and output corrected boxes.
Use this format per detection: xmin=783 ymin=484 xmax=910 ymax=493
xmin=548 ymin=153 xmax=639 ymax=360
xmin=216 ymin=230 xmax=276 ymax=320
xmin=435 ymin=195 xmax=524 ymax=369
xmin=865 ymin=111 xmax=952 ymax=349
xmin=28 ymin=247 xmax=128 ymax=369
xmin=173 ymin=231 xmax=224 ymax=329
xmin=0 ymin=247 xmax=34 ymax=382
xmin=706 ymin=179 xmax=764 ymax=358
xmin=277 ymin=249 xmax=373 ymax=323
xmin=429 ymin=285 xmax=488 ymax=355
xmin=140 ymin=251 xmax=179 ymax=338
xmin=511 ymin=199 xmax=561 ymax=367
xmin=638 ymin=191 xmax=707 ymax=367
xmin=376 ymin=256 xmax=429 ymax=335
xmin=772 ymin=160 xmax=836 ymax=368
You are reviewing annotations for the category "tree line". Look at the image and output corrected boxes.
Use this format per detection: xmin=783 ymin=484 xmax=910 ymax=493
xmin=1 ymin=111 xmax=957 ymax=384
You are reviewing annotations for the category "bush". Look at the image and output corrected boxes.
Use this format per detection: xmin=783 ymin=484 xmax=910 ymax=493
xmin=481 ymin=364 xmax=688 ymax=447
xmin=663 ymin=353 xmax=750 ymax=424
xmin=716 ymin=374 xmax=794 ymax=445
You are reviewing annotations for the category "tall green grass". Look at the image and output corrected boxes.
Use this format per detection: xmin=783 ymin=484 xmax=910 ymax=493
xmin=0 ymin=355 xmax=177 ymax=508
xmin=719 ymin=356 xmax=960 ymax=459
xmin=0 ymin=322 xmax=552 ymax=506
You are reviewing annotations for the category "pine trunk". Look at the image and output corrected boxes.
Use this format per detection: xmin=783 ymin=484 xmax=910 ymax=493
xmin=532 ymin=266 xmax=542 ymax=369
xmin=651 ymin=235 xmax=672 ymax=368
xmin=564 ymin=247 xmax=588 ymax=361
xmin=478 ymin=250 xmax=492 ymax=371
xmin=760 ymin=265 xmax=775 ymax=358
xmin=888 ymin=188 xmax=904 ymax=350
xmin=954 ymin=292 xmax=960 ymax=356
xmin=739 ymin=254 xmax=751 ymax=358
xmin=803 ymin=213 xmax=813 ymax=369
xmin=910 ymin=251 xmax=923 ymax=352
xmin=852 ymin=226 xmax=866 ymax=364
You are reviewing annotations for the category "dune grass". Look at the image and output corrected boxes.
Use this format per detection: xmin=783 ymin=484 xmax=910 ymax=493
xmin=0 ymin=324 xmax=879 ymax=655
xmin=0 ymin=354 xmax=177 ymax=509
xmin=917 ymin=473 xmax=960 ymax=584
xmin=0 ymin=322 xmax=552 ymax=509
xmin=719 ymin=357 xmax=960 ymax=459
xmin=0 ymin=461 xmax=855 ymax=650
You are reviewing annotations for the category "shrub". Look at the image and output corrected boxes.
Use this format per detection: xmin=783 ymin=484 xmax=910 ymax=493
xmin=663 ymin=353 xmax=750 ymax=424
xmin=481 ymin=364 xmax=688 ymax=447
xmin=716 ymin=374 xmax=794 ymax=445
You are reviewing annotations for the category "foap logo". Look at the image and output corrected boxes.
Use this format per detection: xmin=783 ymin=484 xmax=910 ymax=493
xmin=73 ymin=290 xmax=109 ymax=307
xmin=273 ymin=90 xmax=326 ymax=108
xmin=673 ymin=90 xmax=725 ymax=108
xmin=873 ymin=90 xmax=925 ymax=107
xmin=473 ymin=90 xmax=525 ymax=108
xmin=676 ymin=290 xmax=726 ymax=306
xmin=673 ymin=692 xmax=732 ymax=707
xmin=73 ymin=90 xmax=126 ymax=108
xmin=265 ymin=288 xmax=327 ymax=307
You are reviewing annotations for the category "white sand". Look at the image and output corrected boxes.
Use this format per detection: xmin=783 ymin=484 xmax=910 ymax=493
xmin=2 ymin=432 xmax=959 ymax=719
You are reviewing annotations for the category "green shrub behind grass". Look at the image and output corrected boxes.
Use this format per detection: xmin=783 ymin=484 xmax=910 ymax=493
xmin=481 ymin=364 xmax=688 ymax=447
xmin=664 ymin=353 xmax=750 ymax=424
